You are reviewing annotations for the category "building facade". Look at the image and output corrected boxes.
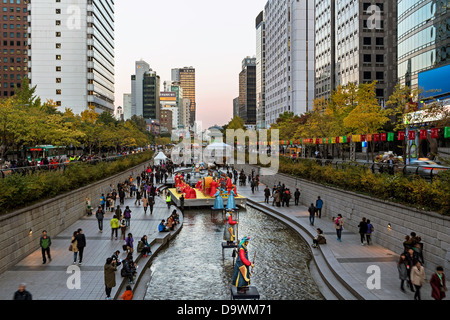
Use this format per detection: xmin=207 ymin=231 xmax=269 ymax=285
xmin=334 ymin=0 xmax=397 ymax=106
xmin=397 ymin=0 xmax=450 ymax=89
xmin=28 ymin=0 xmax=115 ymax=114
xmin=233 ymin=96 xmax=239 ymax=118
xmin=0 ymin=0 xmax=28 ymax=98
xmin=264 ymin=0 xmax=315 ymax=126
xmin=160 ymin=109 xmax=173 ymax=135
xmin=123 ymin=93 xmax=131 ymax=120
xmin=142 ymin=70 xmax=160 ymax=120
xmin=239 ymin=57 xmax=257 ymax=126
xmin=256 ymin=11 xmax=266 ymax=129
xmin=315 ymin=0 xmax=336 ymax=100
xmin=172 ymin=67 xmax=196 ymax=126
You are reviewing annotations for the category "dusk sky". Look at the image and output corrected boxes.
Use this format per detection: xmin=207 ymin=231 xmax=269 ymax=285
xmin=115 ymin=0 xmax=268 ymax=129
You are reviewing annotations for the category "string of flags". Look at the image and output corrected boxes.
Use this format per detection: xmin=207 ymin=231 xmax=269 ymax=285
xmin=277 ymin=127 xmax=450 ymax=146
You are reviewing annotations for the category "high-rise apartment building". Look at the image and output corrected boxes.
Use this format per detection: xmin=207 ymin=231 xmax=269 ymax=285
xmin=28 ymin=0 xmax=115 ymax=114
xmin=131 ymin=60 xmax=160 ymax=120
xmin=264 ymin=0 xmax=315 ymax=126
xmin=256 ymin=11 xmax=266 ymax=129
xmin=172 ymin=67 xmax=196 ymax=126
xmin=239 ymin=57 xmax=257 ymax=126
xmin=131 ymin=60 xmax=150 ymax=117
xmin=315 ymin=0 xmax=335 ymax=100
xmin=0 ymin=0 xmax=28 ymax=98
xmin=398 ymin=0 xmax=449 ymax=89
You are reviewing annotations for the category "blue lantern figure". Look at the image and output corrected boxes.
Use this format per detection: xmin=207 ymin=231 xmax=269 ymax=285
xmin=227 ymin=189 xmax=237 ymax=210
xmin=213 ymin=188 xmax=225 ymax=210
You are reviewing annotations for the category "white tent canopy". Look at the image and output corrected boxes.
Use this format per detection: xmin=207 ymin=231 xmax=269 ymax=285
xmin=204 ymin=142 xmax=232 ymax=164
xmin=154 ymin=152 xmax=168 ymax=165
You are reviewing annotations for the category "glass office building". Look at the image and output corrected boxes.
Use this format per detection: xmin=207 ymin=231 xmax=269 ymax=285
xmin=398 ymin=0 xmax=450 ymax=89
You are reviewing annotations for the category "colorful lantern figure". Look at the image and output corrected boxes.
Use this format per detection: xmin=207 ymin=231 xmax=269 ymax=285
xmin=398 ymin=131 xmax=405 ymax=141
xmin=231 ymin=236 xmax=254 ymax=294
xmin=420 ymin=130 xmax=427 ymax=140
xmin=224 ymin=210 xmax=238 ymax=245
xmin=431 ymin=128 xmax=439 ymax=139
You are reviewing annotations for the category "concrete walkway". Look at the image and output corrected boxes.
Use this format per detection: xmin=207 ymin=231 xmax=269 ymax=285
xmin=235 ymin=181 xmax=435 ymax=300
xmin=0 ymin=183 xmax=181 ymax=300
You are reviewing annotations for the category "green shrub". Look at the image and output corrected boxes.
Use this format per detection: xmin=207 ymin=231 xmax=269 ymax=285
xmin=0 ymin=151 xmax=154 ymax=215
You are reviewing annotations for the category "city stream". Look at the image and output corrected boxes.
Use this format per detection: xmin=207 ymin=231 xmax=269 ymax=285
xmin=144 ymin=206 xmax=324 ymax=300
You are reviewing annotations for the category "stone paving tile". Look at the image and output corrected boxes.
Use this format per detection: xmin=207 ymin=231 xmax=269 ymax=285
xmin=236 ymin=181 xmax=434 ymax=300
xmin=0 ymin=183 xmax=174 ymax=300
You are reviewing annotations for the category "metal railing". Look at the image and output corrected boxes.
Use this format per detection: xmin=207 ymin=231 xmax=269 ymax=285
xmin=0 ymin=153 xmax=148 ymax=179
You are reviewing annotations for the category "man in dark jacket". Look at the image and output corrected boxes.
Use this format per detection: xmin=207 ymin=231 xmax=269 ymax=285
xmin=264 ymin=186 xmax=271 ymax=204
xmin=96 ymin=206 xmax=105 ymax=232
xmin=294 ymin=189 xmax=301 ymax=206
xmin=40 ymin=230 xmax=52 ymax=264
xmin=308 ymin=204 xmax=316 ymax=226
xmin=72 ymin=228 xmax=86 ymax=265
xmin=13 ymin=283 xmax=32 ymax=300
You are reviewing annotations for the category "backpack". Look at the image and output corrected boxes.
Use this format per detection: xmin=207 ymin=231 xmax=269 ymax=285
xmin=124 ymin=209 xmax=131 ymax=219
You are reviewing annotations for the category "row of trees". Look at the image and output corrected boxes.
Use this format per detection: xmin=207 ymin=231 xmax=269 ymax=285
xmin=270 ymin=81 xmax=449 ymax=161
xmin=0 ymin=79 xmax=154 ymax=164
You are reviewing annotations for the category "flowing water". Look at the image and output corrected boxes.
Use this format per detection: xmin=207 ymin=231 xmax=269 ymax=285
xmin=144 ymin=206 xmax=324 ymax=300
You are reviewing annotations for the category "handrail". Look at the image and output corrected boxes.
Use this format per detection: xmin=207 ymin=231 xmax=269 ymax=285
xmin=0 ymin=152 xmax=149 ymax=179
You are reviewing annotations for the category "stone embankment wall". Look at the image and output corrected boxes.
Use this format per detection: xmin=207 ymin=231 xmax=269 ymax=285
xmin=234 ymin=164 xmax=450 ymax=271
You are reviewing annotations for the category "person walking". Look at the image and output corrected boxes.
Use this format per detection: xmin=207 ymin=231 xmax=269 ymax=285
xmin=100 ymin=194 xmax=106 ymax=211
xmin=366 ymin=219 xmax=374 ymax=245
xmin=274 ymin=189 xmax=281 ymax=207
xmin=166 ymin=194 xmax=171 ymax=209
xmin=308 ymin=204 xmax=316 ymax=226
xmin=13 ymin=283 xmax=32 ymax=300
xmin=95 ymin=206 xmax=105 ymax=233
xmin=358 ymin=217 xmax=368 ymax=246
xmin=397 ymin=253 xmax=409 ymax=293
xmin=410 ymin=261 xmax=426 ymax=300
xmin=110 ymin=215 xmax=119 ymax=240
xmin=70 ymin=231 xmax=79 ymax=264
xmin=115 ymin=205 xmax=122 ymax=220
xmin=72 ymin=228 xmax=86 ymax=265
xmin=430 ymin=266 xmax=447 ymax=300
xmin=149 ymin=195 xmax=155 ymax=215
xmin=123 ymin=206 xmax=132 ymax=227
xmin=134 ymin=189 xmax=141 ymax=206
xmin=315 ymin=196 xmax=323 ymax=218
xmin=335 ymin=214 xmax=344 ymax=242
xmin=120 ymin=219 xmax=127 ymax=241
xmin=104 ymin=257 xmax=117 ymax=300
xmin=40 ymin=230 xmax=52 ymax=264
xmin=264 ymin=186 xmax=270 ymax=204
xmin=142 ymin=195 xmax=149 ymax=214
xmin=294 ymin=188 xmax=301 ymax=206
xmin=119 ymin=188 xmax=125 ymax=205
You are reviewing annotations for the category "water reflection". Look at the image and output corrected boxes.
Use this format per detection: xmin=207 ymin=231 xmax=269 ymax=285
xmin=144 ymin=207 xmax=324 ymax=300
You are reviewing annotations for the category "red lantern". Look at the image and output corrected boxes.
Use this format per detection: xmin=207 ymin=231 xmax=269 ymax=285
xmin=361 ymin=135 xmax=366 ymax=142
xmin=373 ymin=134 xmax=380 ymax=142
xmin=431 ymin=128 xmax=439 ymax=139
xmin=420 ymin=130 xmax=427 ymax=140
xmin=409 ymin=131 xmax=416 ymax=140
xmin=398 ymin=131 xmax=405 ymax=141
xmin=381 ymin=133 xmax=387 ymax=141
xmin=316 ymin=138 xmax=320 ymax=145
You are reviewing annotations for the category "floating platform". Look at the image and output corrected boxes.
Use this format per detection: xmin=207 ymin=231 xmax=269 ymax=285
xmin=169 ymin=188 xmax=247 ymax=208
xmin=230 ymin=286 xmax=260 ymax=300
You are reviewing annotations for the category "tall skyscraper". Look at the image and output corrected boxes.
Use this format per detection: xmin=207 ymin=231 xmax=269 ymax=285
xmin=172 ymin=67 xmax=196 ymax=127
xmin=315 ymin=0 xmax=336 ymax=100
xmin=142 ymin=70 xmax=160 ymax=120
xmin=339 ymin=1 xmax=397 ymax=106
xmin=398 ymin=0 xmax=450 ymax=89
xmin=256 ymin=11 xmax=266 ymax=129
xmin=131 ymin=60 xmax=150 ymax=117
xmin=123 ymin=93 xmax=131 ymax=120
xmin=0 ymin=0 xmax=28 ymax=98
xmin=264 ymin=0 xmax=315 ymax=126
xmin=239 ymin=57 xmax=257 ymax=126
xmin=233 ymin=97 xmax=239 ymax=118
xmin=28 ymin=0 xmax=115 ymax=114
